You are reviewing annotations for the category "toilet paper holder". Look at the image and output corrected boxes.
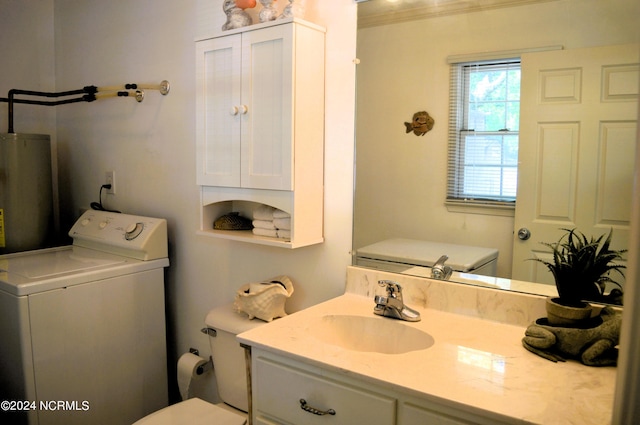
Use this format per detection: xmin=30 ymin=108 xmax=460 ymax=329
xmin=189 ymin=348 xmax=213 ymax=375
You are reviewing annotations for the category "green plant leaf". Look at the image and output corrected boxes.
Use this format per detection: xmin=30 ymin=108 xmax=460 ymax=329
xmin=527 ymin=228 xmax=626 ymax=304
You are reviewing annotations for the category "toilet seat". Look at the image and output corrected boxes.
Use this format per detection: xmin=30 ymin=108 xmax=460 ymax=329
xmin=132 ymin=398 xmax=246 ymax=425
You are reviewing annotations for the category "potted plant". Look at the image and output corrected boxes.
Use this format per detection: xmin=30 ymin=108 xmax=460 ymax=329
xmin=532 ymin=228 xmax=626 ymax=326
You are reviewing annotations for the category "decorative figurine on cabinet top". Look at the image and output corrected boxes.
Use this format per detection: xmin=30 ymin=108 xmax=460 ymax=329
xmin=258 ymin=0 xmax=278 ymax=22
xmin=222 ymin=0 xmax=254 ymax=31
xmin=278 ymin=0 xmax=306 ymax=19
xmin=235 ymin=0 xmax=257 ymax=9
xmin=404 ymin=111 xmax=435 ymax=136
xmin=522 ymin=306 xmax=621 ymax=366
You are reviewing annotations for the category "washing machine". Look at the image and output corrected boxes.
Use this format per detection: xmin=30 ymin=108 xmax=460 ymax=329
xmin=0 ymin=210 xmax=170 ymax=425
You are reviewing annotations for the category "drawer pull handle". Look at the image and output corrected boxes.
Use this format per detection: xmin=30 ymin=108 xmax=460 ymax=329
xmin=299 ymin=399 xmax=336 ymax=416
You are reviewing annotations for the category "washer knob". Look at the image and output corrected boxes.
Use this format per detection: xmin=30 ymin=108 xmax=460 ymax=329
xmin=125 ymin=222 xmax=144 ymax=240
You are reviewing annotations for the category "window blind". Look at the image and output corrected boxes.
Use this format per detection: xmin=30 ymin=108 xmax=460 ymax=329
xmin=447 ymin=59 xmax=520 ymax=206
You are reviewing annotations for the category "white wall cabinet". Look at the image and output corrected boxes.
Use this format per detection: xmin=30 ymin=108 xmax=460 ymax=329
xmin=251 ymin=349 xmax=516 ymax=425
xmin=195 ymin=19 xmax=325 ymax=248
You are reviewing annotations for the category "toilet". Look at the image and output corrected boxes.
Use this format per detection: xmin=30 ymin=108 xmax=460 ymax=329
xmin=134 ymin=304 xmax=265 ymax=425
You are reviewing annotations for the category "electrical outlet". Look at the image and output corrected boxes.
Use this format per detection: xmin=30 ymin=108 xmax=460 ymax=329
xmin=105 ymin=171 xmax=116 ymax=194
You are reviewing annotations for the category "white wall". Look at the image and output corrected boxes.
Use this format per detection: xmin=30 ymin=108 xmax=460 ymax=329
xmin=355 ymin=0 xmax=640 ymax=278
xmin=2 ymin=0 xmax=355 ymax=404
xmin=0 ymin=0 xmax=56 ymax=135
xmin=613 ymin=83 xmax=640 ymax=422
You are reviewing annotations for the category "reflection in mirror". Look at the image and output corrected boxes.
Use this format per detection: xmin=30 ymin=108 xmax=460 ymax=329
xmin=353 ymin=0 xmax=639 ymax=304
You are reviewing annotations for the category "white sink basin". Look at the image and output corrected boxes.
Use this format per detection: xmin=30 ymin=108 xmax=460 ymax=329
xmin=312 ymin=314 xmax=434 ymax=354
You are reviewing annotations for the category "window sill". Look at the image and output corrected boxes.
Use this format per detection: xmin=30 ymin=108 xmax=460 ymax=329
xmin=445 ymin=200 xmax=515 ymax=217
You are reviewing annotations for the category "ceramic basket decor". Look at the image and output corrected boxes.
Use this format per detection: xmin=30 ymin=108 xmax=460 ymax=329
xmin=234 ymin=275 xmax=294 ymax=322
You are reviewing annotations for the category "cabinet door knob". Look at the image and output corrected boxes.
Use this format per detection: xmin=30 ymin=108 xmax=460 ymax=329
xmin=230 ymin=105 xmax=248 ymax=115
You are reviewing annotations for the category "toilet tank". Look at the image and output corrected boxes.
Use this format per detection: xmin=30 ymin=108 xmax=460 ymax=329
xmin=356 ymin=238 xmax=499 ymax=276
xmin=205 ymin=304 xmax=265 ymax=412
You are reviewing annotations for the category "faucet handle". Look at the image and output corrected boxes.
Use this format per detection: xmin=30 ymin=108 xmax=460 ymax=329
xmin=431 ymin=255 xmax=453 ymax=280
xmin=378 ymin=280 xmax=402 ymax=297
xmin=434 ymin=255 xmax=449 ymax=266
xmin=374 ymin=294 xmax=388 ymax=305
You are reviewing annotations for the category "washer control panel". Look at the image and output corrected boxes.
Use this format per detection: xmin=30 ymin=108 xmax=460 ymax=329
xmin=69 ymin=210 xmax=168 ymax=260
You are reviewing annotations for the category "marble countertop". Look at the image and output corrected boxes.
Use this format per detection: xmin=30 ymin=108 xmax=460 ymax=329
xmin=238 ymin=292 xmax=616 ymax=424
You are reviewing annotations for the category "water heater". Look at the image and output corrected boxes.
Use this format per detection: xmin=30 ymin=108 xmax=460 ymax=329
xmin=0 ymin=133 xmax=54 ymax=254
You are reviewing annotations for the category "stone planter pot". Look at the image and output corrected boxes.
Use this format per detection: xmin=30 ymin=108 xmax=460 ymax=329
xmin=546 ymin=297 xmax=593 ymax=326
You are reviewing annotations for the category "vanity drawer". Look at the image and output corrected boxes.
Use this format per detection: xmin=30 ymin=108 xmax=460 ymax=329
xmin=399 ymin=402 xmax=475 ymax=425
xmin=253 ymin=355 xmax=396 ymax=425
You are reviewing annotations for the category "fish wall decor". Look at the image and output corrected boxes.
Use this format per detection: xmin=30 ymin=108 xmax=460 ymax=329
xmin=404 ymin=111 xmax=434 ymax=136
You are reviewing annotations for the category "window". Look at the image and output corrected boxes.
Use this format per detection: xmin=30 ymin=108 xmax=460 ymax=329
xmin=447 ymin=59 xmax=521 ymax=207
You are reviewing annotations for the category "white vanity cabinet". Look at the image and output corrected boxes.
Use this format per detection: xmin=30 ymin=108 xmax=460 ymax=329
xmin=251 ymin=349 xmax=513 ymax=425
xmin=195 ymin=19 xmax=325 ymax=248
xmin=241 ymin=288 xmax=616 ymax=425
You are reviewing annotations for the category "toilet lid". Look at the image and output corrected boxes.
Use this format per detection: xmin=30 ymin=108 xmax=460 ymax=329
xmin=133 ymin=398 xmax=246 ymax=425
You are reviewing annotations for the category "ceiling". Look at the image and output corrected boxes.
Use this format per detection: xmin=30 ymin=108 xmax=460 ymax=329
xmin=357 ymin=0 xmax=557 ymax=28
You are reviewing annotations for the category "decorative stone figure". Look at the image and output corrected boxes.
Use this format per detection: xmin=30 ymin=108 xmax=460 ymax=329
xmin=258 ymin=0 xmax=278 ymax=23
xmin=222 ymin=0 xmax=253 ymax=31
xmin=522 ymin=307 xmax=621 ymax=366
xmin=278 ymin=0 xmax=306 ymax=19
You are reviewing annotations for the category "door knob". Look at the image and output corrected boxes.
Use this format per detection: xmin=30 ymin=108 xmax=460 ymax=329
xmin=517 ymin=228 xmax=531 ymax=240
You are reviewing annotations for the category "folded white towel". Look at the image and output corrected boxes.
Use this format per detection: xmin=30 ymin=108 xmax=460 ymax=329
xmin=273 ymin=209 xmax=290 ymax=219
xmin=252 ymin=228 xmax=278 ymax=238
xmin=253 ymin=205 xmax=276 ymax=220
xmin=252 ymin=219 xmax=276 ymax=230
xmin=277 ymin=229 xmax=291 ymax=239
xmin=253 ymin=204 xmax=290 ymax=220
xmin=273 ymin=217 xmax=291 ymax=230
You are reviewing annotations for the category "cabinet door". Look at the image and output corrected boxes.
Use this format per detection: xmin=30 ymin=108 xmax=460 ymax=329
xmin=254 ymin=355 xmax=396 ymax=425
xmin=241 ymin=25 xmax=294 ymax=190
xmin=196 ymin=35 xmax=242 ymax=187
xmin=400 ymin=403 xmax=474 ymax=425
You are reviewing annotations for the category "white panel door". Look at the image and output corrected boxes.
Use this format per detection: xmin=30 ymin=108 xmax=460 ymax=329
xmin=241 ymin=25 xmax=294 ymax=190
xmin=511 ymin=44 xmax=639 ymax=285
xmin=196 ymin=35 xmax=242 ymax=187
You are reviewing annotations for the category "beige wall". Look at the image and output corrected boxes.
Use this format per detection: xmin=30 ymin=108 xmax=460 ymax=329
xmin=355 ymin=0 xmax=640 ymax=278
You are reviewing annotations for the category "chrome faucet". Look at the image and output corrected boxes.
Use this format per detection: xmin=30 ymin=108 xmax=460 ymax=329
xmin=373 ymin=280 xmax=421 ymax=322
xmin=431 ymin=255 xmax=453 ymax=280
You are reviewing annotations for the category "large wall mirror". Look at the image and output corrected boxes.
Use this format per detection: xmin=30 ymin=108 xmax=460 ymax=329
xmin=353 ymin=0 xmax=639 ymax=303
